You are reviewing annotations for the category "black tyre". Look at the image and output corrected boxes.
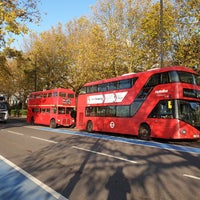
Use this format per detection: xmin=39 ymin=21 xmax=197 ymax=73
xmin=138 ymin=123 xmax=151 ymax=140
xmin=86 ymin=120 xmax=93 ymax=132
xmin=50 ymin=119 xmax=57 ymax=128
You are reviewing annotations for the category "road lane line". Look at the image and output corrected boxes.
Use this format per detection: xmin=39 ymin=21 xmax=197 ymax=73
xmin=39 ymin=127 xmax=200 ymax=155
xmin=5 ymin=130 xmax=57 ymax=144
xmin=0 ymin=155 xmax=68 ymax=200
xmin=7 ymin=130 xmax=24 ymax=136
xmin=72 ymin=145 xmax=138 ymax=164
xmin=183 ymin=174 xmax=200 ymax=180
xmin=31 ymin=136 xmax=58 ymax=144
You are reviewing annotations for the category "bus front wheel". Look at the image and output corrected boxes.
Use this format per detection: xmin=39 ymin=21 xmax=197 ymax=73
xmin=138 ymin=123 xmax=151 ymax=140
xmin=50 ymin=119 xmax=57 ymax=128
xmin=86 ymin=120 xmax=93 ymax=133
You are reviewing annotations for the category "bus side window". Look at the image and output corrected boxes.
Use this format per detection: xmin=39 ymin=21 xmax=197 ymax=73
xmin=119 ymin=79 xmax=131 ymax=89
xmin=86 ymin=107 xmax=96 ymax=116
xmin=161 ymin=72 xmax=170 ymax=84
xmin=149 ymin=100 xmax=174 ymax=118
xmin=146 ymin=74 xmax=160 ymax=87
xmin=109 ymin=81 xmax=118 ymax=90
xmin=52 ymin=107 xmax=57 ymax=114
xmin=98 ymin=83 xmax=108 ymax=92
xmin=106 ymin=106 xmax=116 ymax=117
xmin=58 ymin=107 xmax=65 ymax=114
xmin=80 ymin=87 xmax=86 ymax=94
xmin=59 ymin=92 xmax=66 ymax=97
xmin=53 ymin=92 xmax=58 ymax=97
xmin=196 ymin=76 xmax=200 ymax=86
xmin=87 ymin=85 xmax=98 ymax=93
xmin=116 ymin=105 xmax=130 ymax=117
xmin=68 ymin=93 xmax=75 ymax=98
xmin=169 ymin=71 xmax=179 ymax=82
xmin=35 ymin=108 xmax=40 ymax=113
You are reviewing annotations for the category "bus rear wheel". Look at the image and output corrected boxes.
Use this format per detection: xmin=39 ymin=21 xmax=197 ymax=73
xmin=138 ymin=123 xmax=151 ymax=140
xmin=50 ymin=119 xmax=57 ymax=128
xmin=86 ymin=120 xmax=93 ymax=133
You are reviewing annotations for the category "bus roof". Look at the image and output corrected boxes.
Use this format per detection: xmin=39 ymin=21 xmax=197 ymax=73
xmin=29 ymin=88 xmax=74 ymax=95
xmin=84 ymin=66 xmax=197 ymax=87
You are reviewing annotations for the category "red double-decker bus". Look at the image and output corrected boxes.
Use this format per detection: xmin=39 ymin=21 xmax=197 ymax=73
xmin=77 ymin=66 xmax=200 ymax=140
xmin=27 ymin=88 xmax=76 ymax=128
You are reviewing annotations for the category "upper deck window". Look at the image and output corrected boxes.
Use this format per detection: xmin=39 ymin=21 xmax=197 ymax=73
xmin=48 ymin=93 xmax=52 ymax=97
xmin=87 ymin=85 xmax=98 ymax=93
xmin=119 ymin=79 xmax=134 ymax=89
xmin=195 ymin=75 xmax=200 ymax=86
xmin=177 ymin=71 xmax=196 ymax=84
xmin=82 ymin=77 xmax=137 ymax=94
xmin=59 ymin=92 xmax=66 ymax=97
xmin=146 ymin=74 xmax=160 ymax=87
xmin=53 ymin=92 xmax=58 ymax=97
xmin=145 ymin=71 xmax=198 ymax=86
xmin=169 ymin=71 xmax=199 ymax=85
xmin=98 ymin=83 xmax=108 ymax=92
xmin=68 ymin=93 xmax=75 ymax=98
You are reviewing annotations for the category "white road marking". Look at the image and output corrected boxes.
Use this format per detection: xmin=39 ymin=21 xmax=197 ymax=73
xmin=7 ymin=130 xmax=24 ymax=136
xmin=72 ymin=145 xmax=138 ymax=164
xmin=5 ymin=130 xmax=57 ymax=144
xmin=31 ymin=136 xmax=58 ymax=144
xmin=183 ymin=174 xmax=200 ymax=180
xmin=0 ymin=155 xmax=68 ymax=200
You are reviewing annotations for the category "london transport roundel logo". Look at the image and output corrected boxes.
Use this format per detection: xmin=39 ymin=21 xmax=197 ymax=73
xmin=110 ymin=121 xmax=115 ymax=128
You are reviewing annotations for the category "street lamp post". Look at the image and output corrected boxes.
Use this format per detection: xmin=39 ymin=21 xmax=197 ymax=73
xmin=160 ymin=0 xmax=164 ymax=68
xmin=34 ymin=55 xmax=37 ymax=92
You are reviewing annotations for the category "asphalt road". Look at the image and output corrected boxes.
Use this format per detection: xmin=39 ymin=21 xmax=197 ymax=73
xmin=0 ymin=118 xmax=200 ymax=200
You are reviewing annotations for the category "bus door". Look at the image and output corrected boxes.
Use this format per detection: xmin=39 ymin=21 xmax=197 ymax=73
xmin=148 ymin=100 xmax=178 ymax=138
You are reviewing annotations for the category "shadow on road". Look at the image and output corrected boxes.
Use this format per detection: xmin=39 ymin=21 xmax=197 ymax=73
xmin=105 ymin=166 xmax=130 ymax=200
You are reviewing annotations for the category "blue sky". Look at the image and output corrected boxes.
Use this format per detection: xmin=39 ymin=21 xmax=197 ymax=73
xmin=35 ymin=0 xmax=97 ymax=32
xmin=13 ymin=0 xmax=97 ymax=49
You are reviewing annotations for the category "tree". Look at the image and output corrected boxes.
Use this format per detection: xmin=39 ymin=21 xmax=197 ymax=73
xmin=0 ymin=48 xmax=32 ymax=108
xmin=23 ymin=24 xmax=68 ymax=91
xmin=91 ymin=0 xmax=146 ymax=74
xmin=0 ymin=0 xmax=41 ymax=48
xmin=171 ymin=0 xmax=200 ymax=68
xmin=64 ymin=17 xmax=108 ymax=94
xmin=0 ymin=0 xmax=41 ymax=98
xmin=137 ymin=1 xmax=177 ymax=68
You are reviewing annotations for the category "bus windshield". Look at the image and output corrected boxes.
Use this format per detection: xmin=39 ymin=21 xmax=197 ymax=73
xmin=0 ymin=102 xmax=7 ymax=109
xmin=177 ymin=100 xmax=200 ymax=129
xmin=149 ymin=100 xmax=200 ymax=130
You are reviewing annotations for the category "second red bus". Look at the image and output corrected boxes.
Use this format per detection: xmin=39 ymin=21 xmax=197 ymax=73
xmin=27 ymin=88 xmax=76 ymax=128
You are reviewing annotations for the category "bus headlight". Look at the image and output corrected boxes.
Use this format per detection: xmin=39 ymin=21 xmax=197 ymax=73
xmin=5 ymin=111 xmax=8 ymax=120
xmin=193 ymin=134 xmax=199 ymax=138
